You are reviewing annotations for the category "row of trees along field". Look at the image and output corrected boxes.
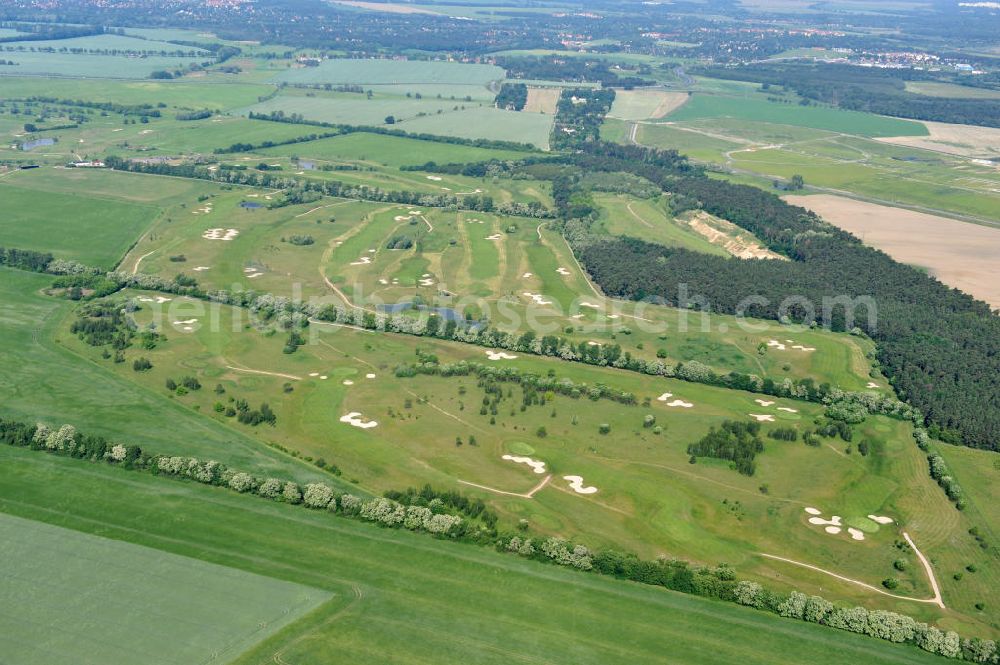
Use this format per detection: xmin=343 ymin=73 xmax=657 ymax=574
xmin=695 ymin=63 xmax=1000 ymax=128
xmin=531 ymin=139 xmax=999 ymax=451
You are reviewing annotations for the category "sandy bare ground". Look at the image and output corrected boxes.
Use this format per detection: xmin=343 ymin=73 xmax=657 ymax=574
xmin=681 ymin=211 xmax=786 ymax=260
xmin=523 ymin=87 xmax=560 ymax=114
xmin=876 ymin=120 xmax=1000 ymax=159
xmin=330 ymin=0 xmax=438 ymax=14
xmin=787 ymin=194 xmax=1000 ymax=307
xmin=609 ymin=90 xmax=689 ymax=121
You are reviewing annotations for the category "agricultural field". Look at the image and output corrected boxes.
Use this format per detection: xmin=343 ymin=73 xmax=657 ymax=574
xmin=239 ymin=88 xmax=553 ymax=147
xmin=904 ymin=81 xmax=1000 ymax=99
xmin=0 ymin=76 xmax=274 ymax=110
xmin=0 ymin=33 xmax=210 ymax=53
xmin=0 ymin=513 xmax=329 ymax=665
xmin=629 ymin=103 xmax=1000 ymax=223
xmin=664 ymin=94 xmax=927 ymax=138
xmin=0 ymin=180 xmax=157 ymax=268
xmin=258 ymin=131 xmax=535 ymax=167
xmin=785 ymin=194 xmax=1000 ymax=307
xmin=0 ymin=447 xmax=953 ymax=665
xmin=609 ymin=90 xmax=690 ymax=121
xmin=271 ymin=58 xmax=505 ymax=88
xmin=0 ymin=51 xmax=207 ymax=79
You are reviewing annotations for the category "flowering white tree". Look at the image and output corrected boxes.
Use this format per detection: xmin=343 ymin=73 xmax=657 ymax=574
xmin=777 ymin=591 xmax=807 ymax=619
xmin=257 ymin=478 xmax=284 ymax=499
xmin=339 ymin=493 xmax=361 ymax=514
xmin=46 ymin=424 xmax=77 ymax=451
xmin=734 ymin=581 xmax=765 ymax=608
xmin=303 ymin=483 xmax=334 ymax=509
xmin=359 ymin=497 xmax=405 ymax=526
xmin=228 ymin=472 xmax=256 ymax=493
xmin=109 ymin=444 xmax=128 ymax=462
xmin=282 ymin=481 xmax=302 ymax=504
xmin=803 ymin=595 xmax=833 ymax=623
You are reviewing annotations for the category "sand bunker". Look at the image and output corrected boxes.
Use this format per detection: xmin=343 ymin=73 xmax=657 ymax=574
xmin=777 ymin=407 xmax=798 ymax=413
xmin=350 ymin=256 xmax=373 ymax=266
xmin=309 ymin=372 xmax=319 ymax=377
xmin=749 ymin=414 xmax=776 ymax=422
xmin=657 ymin=393 xmax=673 ymax=401
xmin=192 ymin=266 xmax=211 ymax=272
xmin=755 ymin=399 xmax=775 ymax=407
xmin=768 ymin=339 xmax=815 ymax=352
xmin=343 ymin=379 xmax=354 ymax=385
xmin=418 ymin=278 xmax=435 ymax=286
xmin=808 ymin=515 xmax=842 ymax=528
xmin=365 ymin=373 xmax=376 ymax=379
xmin=502 ymin=454 xmax=546 ymax=474
xmin=426 ymin=175 xmax=442 ymax=181
xmin=563 ymin=475 xmax=598 ymax=494
xmin=804 ymin=507 xmax=822 ymax=515
xmin=340 ymin=412 xmax=377 ymax=429
xmin=137 ymin=296 xmax=172 ymax=304
xmin=666 ymin=399 xmax=694 ymax=408
xmin=825 ymin=526 xmax=842 ymax=535
xmin=523 ymin=292 xmax=553 ymax=306
xmin=172 ymin=319 xmax=198 ymax=326
xmin=486 ymin=350 xmax=517 ymax=360
xmin=202 ymin=228 xmax=239 ymax=241
xmin=393 ymin=215 xmax=411 ymax=222
xmin=556 ymin=267 xmax=571 ymax=276
xmin=579 ymin=302 xmax=600 ymax=309
xmin=867 ymin=382 xmax=880 ymax=389
xmin=868 ymin=514 xmax=894 ymax=525
xmin=485 ymin=233 xmax=503 ymax=241
xmin=320 ymin=375 xmax=328 ymax=380
xmin=847 ymin=527 xmax=865 ymax=541
xmin=522 ymin=272 xmax=533 ymax=278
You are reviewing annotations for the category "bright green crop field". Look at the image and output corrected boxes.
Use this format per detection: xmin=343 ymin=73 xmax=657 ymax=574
xmin=0 ymin=512 xmax=329 ymax=665
xmin=665 ymin=94 xmax=927 ymax=138
xmin=0 ymin=181 xmax=156 ymax=268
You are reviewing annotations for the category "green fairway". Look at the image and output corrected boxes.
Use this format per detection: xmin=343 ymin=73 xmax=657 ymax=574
xmin=0 ymin=446 xmax=953 ymax=665
xmin=0 ymin=512 xmax=329 ymax=665
xmin=0 ymin=268 xmax=340 ymax=486
xmin=666 ymin=94 xmax=927 ymax=138
xmin=0 ymin=182 xmax=156 ymax=268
